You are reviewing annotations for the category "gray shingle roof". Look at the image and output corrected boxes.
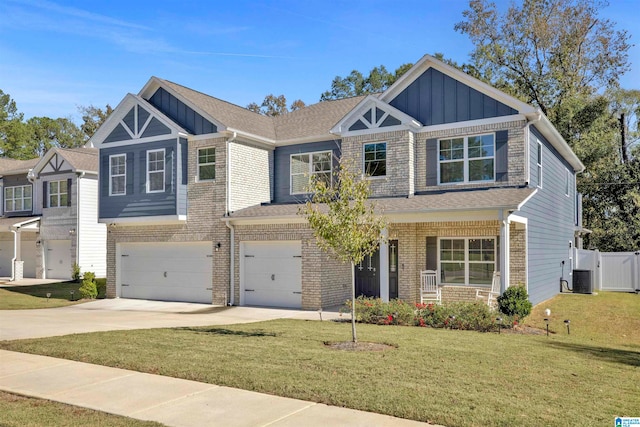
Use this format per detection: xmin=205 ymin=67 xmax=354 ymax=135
xmin=228 ymin=187 xmax=536 ymax=221
xmin=158 ymin=78 xmax=366 ymax=142
xmin=0 ymin=158 xmax=39 ymax=176
xmin=56 ymin=147 xmax=98 ymax=172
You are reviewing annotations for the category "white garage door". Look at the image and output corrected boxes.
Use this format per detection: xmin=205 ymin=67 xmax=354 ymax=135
xmin=46 ymin=240 xmax=72 ymax=280
xmin=242 ymin=241 xmax=302 ymax=308
xmin=0 ymin=238 xmax=38 ymax=278
xmin=119 ymin=242 xmax=213 ymax=304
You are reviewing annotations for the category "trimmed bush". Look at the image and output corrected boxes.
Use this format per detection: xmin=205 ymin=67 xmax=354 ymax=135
xmin=71 ymin=262 xmax=81 ymax=282
xmin=96 ymin=278 xmax=107 ymax=299
xmin=78 ymin=271 xmax=97 ymax=299
xmin=497 ymin=286 xmax=532 ymax=319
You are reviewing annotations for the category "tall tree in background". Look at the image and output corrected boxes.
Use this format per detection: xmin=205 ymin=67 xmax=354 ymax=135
xmin=247 ymin=94 xmax=305 ymax=116
xmin=456 ymin=0 xmax=638 ymax=251
xmin=0 ymin=90 xmax=30 ymax=158
xmin=319 ymin=63 xmax=413 ymax=101
xmin=79 ymin=104 xmax=113 ymax=141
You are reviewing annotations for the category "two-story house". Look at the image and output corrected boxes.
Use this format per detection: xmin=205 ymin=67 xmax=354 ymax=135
xmin=90 ymin=54 xmax=584 ymax=308
xmin=0 ymin=148 xmax=106 ymax=281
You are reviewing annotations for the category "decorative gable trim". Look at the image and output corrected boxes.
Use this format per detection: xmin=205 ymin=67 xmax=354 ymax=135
xmin=380 ymin=54 xmax=536 ymax=115
xmin=88 ymin=94 xmax=188 ymax=149
xmin=330 ymin=95 xmax=422 ymax=136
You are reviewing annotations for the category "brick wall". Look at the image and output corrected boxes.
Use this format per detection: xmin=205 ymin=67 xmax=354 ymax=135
xmin=509 ymin=223 xmax=527 ymax=286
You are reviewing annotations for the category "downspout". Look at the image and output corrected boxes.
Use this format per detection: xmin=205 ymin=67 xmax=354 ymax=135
xmin=76 ymin=172 xmax=85 ymax=269
xmin=225 ymin=132 xmax=237 ymax=306
xmin=524 ymin=111 xmax=542 ymax=185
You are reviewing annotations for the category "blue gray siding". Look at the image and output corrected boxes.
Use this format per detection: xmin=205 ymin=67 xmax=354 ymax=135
xmin=104 ymin=123 xmax=132 ymax=143
xmin=2 ymin=175 xmax=33 ymax=217
xmin=273 ymin=140 xmax=341 ymax=204
xmin=177 ymin=138 xmax=188 ymax=216
xmin=389 ymin=68 xmax=517 ymax=126
xmin=148 ymin=88 xmax=217 ymax=135
xmin=99 ymin=139 xmax=185 ymax=219
xmin=519 ymin=126 xmax=577 ymax=305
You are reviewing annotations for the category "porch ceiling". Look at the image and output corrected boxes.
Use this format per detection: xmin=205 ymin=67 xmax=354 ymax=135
xmin=0 ymin=216 xmax=41 ymax=232
xmin=228 ymin=187 xmax=536 ymax=223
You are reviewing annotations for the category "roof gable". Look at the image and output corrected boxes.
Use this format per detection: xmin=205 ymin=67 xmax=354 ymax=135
xmin=147 ymin=87 xmax=217 ymax=135
xmin=330 ymin=95 xmax=421 ymax=135
xmin=29 ymin=147 xmax=98 ymax=177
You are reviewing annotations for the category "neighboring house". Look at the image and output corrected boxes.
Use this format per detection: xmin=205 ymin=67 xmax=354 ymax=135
xmin=89 ymin=54 xmax=584 ymax=308
xmin=0 ymin=148 xmax=106 ymax=280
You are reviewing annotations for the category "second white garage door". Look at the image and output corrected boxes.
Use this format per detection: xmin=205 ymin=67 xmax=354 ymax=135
xmin=45 ymin=240 xmax=71 ymax=280
xmin=241 ymin=241 xmax=302 ymax=308
xmin=119 ymin=242 xmax=213 ymax=304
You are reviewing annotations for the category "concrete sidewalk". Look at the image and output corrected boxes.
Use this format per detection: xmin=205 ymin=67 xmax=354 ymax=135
xmin=0 ymin=350 xmax=437 ymax=427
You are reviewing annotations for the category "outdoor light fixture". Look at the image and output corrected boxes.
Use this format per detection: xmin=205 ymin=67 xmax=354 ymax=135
xmin=496 ymin=317 xmax=503 ymax=334
xmin=215 ymin=242 xmax=221 ymax=251
xmin=46 ymin=292 xmax=51 ymax=301
xmin=318 ymin=308 xmax=323 ymax=321
xmin=69 ymin=290 xmax=75 ymax=301
xmin=544 ymin=318 xmax=549 ymax=337
xmin=564 ymin=319 xmax=571 ymax=335
xmin=35 ymin=240 xmax=41 ymax=248
xmin=449 ymin=315 xmax=456 ymax=330
xmin=69 ymin=228 xmax=76 ymax=235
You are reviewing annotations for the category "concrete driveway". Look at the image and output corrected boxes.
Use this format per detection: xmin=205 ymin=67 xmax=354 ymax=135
xmin=0 ymin=299 xmax=344 ymax=341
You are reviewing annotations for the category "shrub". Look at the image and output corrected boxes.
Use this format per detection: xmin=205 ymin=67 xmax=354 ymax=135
xmin=497 ymin=286 xmax=532 ymax=319
xmin=78 ymin=271 xmax=97 ymax=299
xmin=96 ymin=278 xmax=107 ymax=299
xmin=71 ymin=262 xmax=81 ymax=282
xmin=348 ymin=297 xmax=414 ymax=325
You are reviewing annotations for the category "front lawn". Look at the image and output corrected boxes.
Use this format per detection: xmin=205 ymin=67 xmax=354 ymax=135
xmin=0 ymin=391 xmax=164 ymax=427
xmin=1 ymin=292 xmax=638 ymax=427
xmin=0 ymin=281 xmax=90 ymax=310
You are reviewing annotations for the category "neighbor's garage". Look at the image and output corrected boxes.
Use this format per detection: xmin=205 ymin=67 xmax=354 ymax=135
xmin=0 ymin=238 xmax=37 ymax=278
xmin=241 ymin=241 xmax=302 ymax=308
xmin=45 ymin=239 xmax=72 ymax=280
xmin=118 ymin=241 xmax=213 ymax=303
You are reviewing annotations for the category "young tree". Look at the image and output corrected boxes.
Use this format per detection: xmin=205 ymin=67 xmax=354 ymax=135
xmin=299 ymin=159 xmax=387 ymax=343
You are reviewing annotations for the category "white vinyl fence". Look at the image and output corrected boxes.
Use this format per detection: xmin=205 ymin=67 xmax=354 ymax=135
xmin=575 ymin=249 xmax=639 ymax=292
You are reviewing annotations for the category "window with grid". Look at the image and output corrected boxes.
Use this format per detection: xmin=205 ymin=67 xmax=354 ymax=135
xmin=48 ymin=180 xmax=68 ymax=207
xmin=198 ymin=147 xmax=216 ymax=181
xmin=290 ymin=151 xmax=332 ymax=194
xmin=439 ymin=134 xmax=494 ymax=184
xmin=4 ymin=185 xmax=32 ymax=212
xmin=363 ymin=142 xmax=386 ymax=177
xmin=147 ymin=149 xmax=165 ymax=193
xmin=109 ymin=154 xmax=126 ymax=196
xmin=440 ymin=238 xmax=495 ymax=286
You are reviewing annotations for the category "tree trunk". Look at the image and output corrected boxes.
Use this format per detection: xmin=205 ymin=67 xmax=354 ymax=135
xmin=351 ymin=261 xmax=357 ymax=343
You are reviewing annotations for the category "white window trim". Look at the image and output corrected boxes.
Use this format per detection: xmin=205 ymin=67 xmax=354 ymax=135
xmin=437 ymin=237 xmax=497 ymax=287
xmin=48 ymin=180 xmax=68 ymax=208
xmin=109 ymin=154 xmax=127 ymax=196
xmin=146 ymin=148 xmax=165 ymax=194
xmin=437 ymin=133 xmax=496 ymax=185
xmin=537 ymin=140 xmax=543 ymax=189
xmin=4 ymin=185 xmax=32 ymax=212
xmin=197 ymin=147 xmax=216 ymax=182
xmin=362 ymin=142 xmax=387 ymax=178
xmin=290 ymin=150 xmax=333 ymax=195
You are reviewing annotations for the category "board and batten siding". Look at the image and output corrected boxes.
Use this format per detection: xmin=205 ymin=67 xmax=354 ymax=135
xmin=519 ymin=126 xmax=577 ymax=305
xmin=389 ymin=67 xmax=518 ymax=126
xmin=99 ymin=139 xmax=183 ymax=219
xmin=148 ymin=87 xmax=216 ymax=135
xmin=229 ymin=142 xmax=271 ymax=212
xmin=273 ymin=140 xmax=341 ymax=204
xmin=78 ymin=176 xmax=106 ymax=277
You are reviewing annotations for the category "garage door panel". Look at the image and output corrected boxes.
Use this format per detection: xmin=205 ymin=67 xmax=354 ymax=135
xmin=46 ymin=240 xmax=71 ymax=280
xmin=119 ymin=242 xmax=212 ymax=304
xmin=242 ymin=241 xmax=302 ymax=309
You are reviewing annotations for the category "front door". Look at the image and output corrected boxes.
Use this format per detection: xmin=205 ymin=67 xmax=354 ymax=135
xmin=355 ymin=250 xmax=380 ymax=297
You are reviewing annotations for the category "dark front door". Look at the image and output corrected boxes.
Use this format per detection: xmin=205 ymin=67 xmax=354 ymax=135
xmin=355 ymin=250 xmax=380 ymax=297
xmin=389 ymin=240 xmax=399 ymax=299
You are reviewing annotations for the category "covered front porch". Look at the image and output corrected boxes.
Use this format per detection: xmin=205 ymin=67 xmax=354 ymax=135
xmin=0 ymin=217 xmax=41 ymax=281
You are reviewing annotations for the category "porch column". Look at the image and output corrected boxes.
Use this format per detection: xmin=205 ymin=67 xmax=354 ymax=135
xmin=499 ymin=210 xmax=509 ymax=293
xmin=12 ymin=230 xmax=23 ymax=281
xmin=379 ymin=229 xmax=389 ymax=302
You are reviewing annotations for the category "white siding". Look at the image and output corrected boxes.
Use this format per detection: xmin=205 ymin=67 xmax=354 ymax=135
xmin=229 ymin=142 xmax=271 ymax=212
xmin=77 ymin=176 xmax=107 ymax=277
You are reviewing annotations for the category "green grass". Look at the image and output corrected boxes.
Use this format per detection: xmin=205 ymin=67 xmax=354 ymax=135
xmin=0 ymin=278 xmax=106 ymax=310
xmin=0 ymin=391 xmax=164 ymax=427
xmin=1 ymin=292 xmax=639 ymax=427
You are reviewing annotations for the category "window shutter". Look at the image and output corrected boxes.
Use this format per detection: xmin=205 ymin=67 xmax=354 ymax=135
xmin=495 ymin=130 xmax=508 ymax=182
xmin=140 ymin=151 xmax=146 ymax=194
xmin=426 ymin=138 xmax=437 ymax=186
xmin=101 ymin=155 xmax=109 ymax=196
xmin=67 ymin=178 xmax=72 ymax=207
xmin=496 ymin=236 xmax=501 ymax=273
xmin=166 ymin=147 xmax=173 ymax=194
xmin=426 ymin=236 xmax=437 ymax=270
xmin=43 ymin=181 xmax=48 ymax=208
xmin=126 ymin=152 xmax=134 ymax=195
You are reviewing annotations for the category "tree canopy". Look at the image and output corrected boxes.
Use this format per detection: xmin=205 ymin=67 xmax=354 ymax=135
xmin=247 ymin=94 xmax=305 ymax=116
xmin=319 ymin=63 xmax=413 ymax=101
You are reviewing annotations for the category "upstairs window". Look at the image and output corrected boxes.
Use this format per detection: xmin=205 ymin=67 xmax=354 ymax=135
xmin=5 ymin=185 xmax=32 ymax=212
xmin=147 ymin=149 xmax=165 ymax=193
xmin=48 ymin=180 xmax=68 ymax=207
xmin=363 ymin=142 xmax=386 ymax=177
xmin=109 ymin=154 xmax=126 ymax=196
xmin=198 ymin=147 xmax=216 ymax=181
xmin=439 ymin=134 xmax=494 ymax=184
xmin=290 ymin=151 xmax=332 ymax=194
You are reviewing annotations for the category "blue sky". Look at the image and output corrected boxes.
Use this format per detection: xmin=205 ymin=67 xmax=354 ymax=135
xmin=1 ymin=0 xmax=638 ymax=123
